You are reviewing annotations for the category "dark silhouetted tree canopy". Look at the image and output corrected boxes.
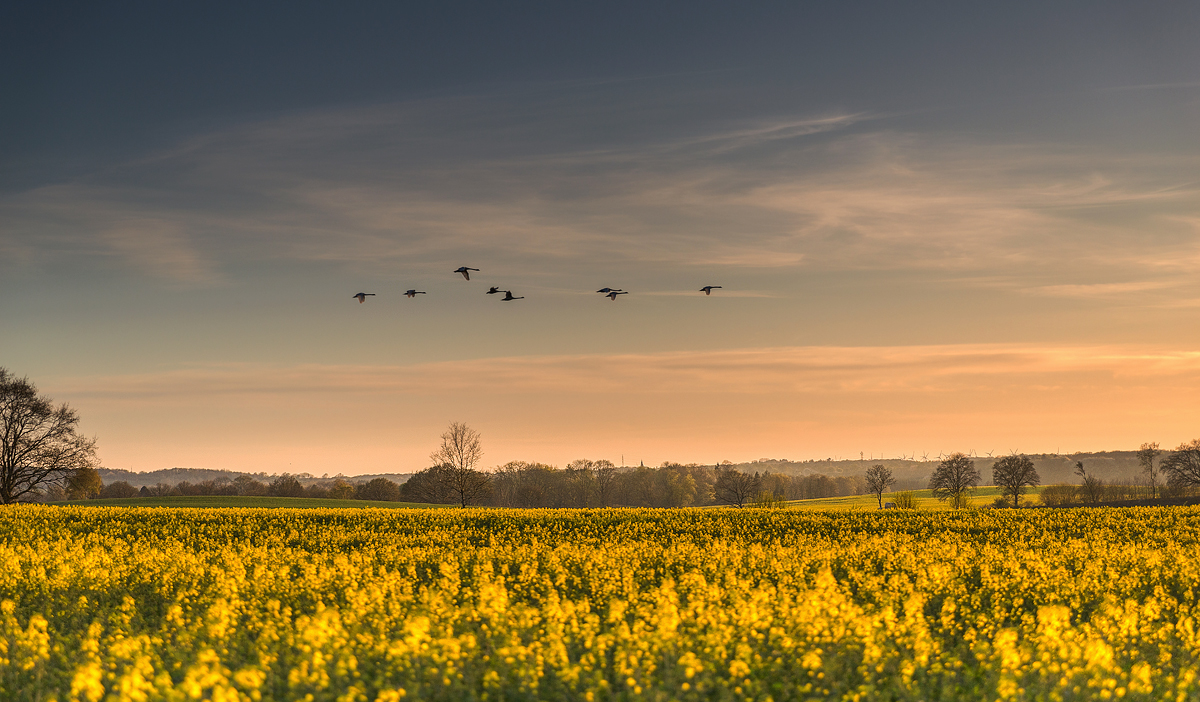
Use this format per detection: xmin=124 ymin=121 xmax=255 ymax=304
xmin=0 ymin=369 xmax=99 ymax=504
xmin=929 ymin=453 xmax=979 ymax=508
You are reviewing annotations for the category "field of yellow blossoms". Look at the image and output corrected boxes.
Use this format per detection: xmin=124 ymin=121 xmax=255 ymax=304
xmin=2 ymin=505 xmax=1199 ymax=701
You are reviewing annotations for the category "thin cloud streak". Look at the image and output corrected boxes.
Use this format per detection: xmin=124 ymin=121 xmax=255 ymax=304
xmin=5 ymin=90 xmax=1199 ymax=284
xmin=58 ymin=343 xmax=1200 ymax=400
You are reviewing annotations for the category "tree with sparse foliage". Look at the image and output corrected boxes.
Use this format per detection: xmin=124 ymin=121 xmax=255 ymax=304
xmin=929 ymin=453 xmax=979 ymax=508
xmin=1162 ymin=440 xmax=1200 ymax=490
xmin=593 ymin=460 xmax=617 ymax=507
xmin=865 ymin=464 xmax=894 ymax=509
xmin=713 ymin=466 xmax=760 ymax=508
xmin=0 ymin=369 xmax=99 ymax=504
xmin=269 ymin=474 xmax=305 ymax=497
xmin=430 ymin=422 xmax=491 ymax=507
xmin=1138 ymin=442 xmax=1163 ymax=499
xmin=991 ymin=454 xmax=1039 ymax=508
xmin=1074 ymin=461 xmax=1105 ymax=505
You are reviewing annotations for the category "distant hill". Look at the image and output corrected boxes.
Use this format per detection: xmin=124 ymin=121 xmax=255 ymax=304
xmin=97 ymin=467 xmax=414 ymax=488
xmin=100 ymin=450 xmax=1149 ymax=489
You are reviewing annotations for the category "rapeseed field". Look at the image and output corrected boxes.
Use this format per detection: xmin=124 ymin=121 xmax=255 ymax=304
xmin=1 ymin=505 xmax=1197 ymax=701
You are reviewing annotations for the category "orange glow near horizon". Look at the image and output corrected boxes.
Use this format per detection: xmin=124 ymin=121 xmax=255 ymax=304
xmin=52 ymin=343 xmax=1200 ymax=476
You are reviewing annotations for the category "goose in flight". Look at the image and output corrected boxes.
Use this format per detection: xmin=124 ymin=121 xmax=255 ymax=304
xmin=486 ymin=286 xmax=501 ymax=295
xmin=352 ymin=293 xmax=375 ymax=303
xmin=700 ymin=286 xmax=722 ymax=295
xmin=605 ymin=291 xmax=629 ymax=300
xmin=404 ymin=290 xmax=426 ymax=298
xmin=454 ymin=266 xmax=480 ymax=280
xmin=501 ymin=290 xmax=524 ymax=301
xmin=596 ymin=287 xmax=623 ymax=294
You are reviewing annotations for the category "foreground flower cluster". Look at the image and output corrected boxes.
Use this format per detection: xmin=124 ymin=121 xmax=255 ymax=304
xmin=1 ymin=506 xmax=1198 ymax=701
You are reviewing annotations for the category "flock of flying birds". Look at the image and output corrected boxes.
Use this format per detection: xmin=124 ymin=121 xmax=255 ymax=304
xmin=352 ymin=266 xmax=722 ymax=303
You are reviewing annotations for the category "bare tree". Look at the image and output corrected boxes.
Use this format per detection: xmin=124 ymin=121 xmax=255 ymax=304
xmin=1074 ymin=461 xmax=1105 ymax=505
xmin=713 ymin=466 xmax=761 ymax=508
xmin=929 ymin=453 xmax=979 ymax=508
xmin=593 ymin=460 xmax=617 ymax=507
xmin=430 ymin=422 xmax=491 ymax=507
xmin=865 ymin=464 xmax=894 ymax=509
xmin=1162 ymin=440 xmax=1200 ymax=491
xmin=1138 ymin=442 xmax=1163 ymax=499
xmin=0 ymin=369 xmax=99 ymax=504
xmin=991 ymin=454 xmax=1039 ymax=508
xmin=565 ymin=459 xmax=598 ymax=507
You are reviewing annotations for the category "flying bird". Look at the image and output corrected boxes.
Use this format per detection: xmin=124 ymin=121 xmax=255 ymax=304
xmin=700 ymin=286 xmax=722 ymax=295
xmin=596 ymin=287 xmax=623 ymax=294
xmin=404 ymin=290 xmax=426 ymax=298
xmin=352 ymin=293 xmax=375 ymax=303
xmin=501 ymin=290 xmax=524 ymax=301
xmin=454 ymin=266 xmax=480 ymax=280
xmin=486 ymin=286 xmax=501 ymax=295
xmin=605 ymin=291 xmax=629 ymax=300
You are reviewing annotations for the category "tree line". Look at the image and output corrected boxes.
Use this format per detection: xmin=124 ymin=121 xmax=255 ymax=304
xmin=44 ymin=470 xmax=412 ymax=503
xmin=401 ymin=459 xmax=868 ymax=508
xmin=863 ymin=442 xmax=1200 ymax=510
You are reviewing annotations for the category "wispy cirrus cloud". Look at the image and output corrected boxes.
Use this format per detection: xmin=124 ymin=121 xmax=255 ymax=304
xmin=5 ymin=85 xmax=1199 ymax=289
xmin=59 ymin=343 xmax=1200 ymax=400
xmin=1028 ymin=281 xmax=1176 ymax=299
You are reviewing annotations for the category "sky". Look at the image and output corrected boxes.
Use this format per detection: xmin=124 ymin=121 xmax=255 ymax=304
xmin=2 ymin=1 xmax=1199 ymax=475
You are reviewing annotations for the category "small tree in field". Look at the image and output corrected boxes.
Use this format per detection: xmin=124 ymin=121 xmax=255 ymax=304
xmin=891 ymin=491 xmax=918 ymax=509
xmin=66 ymin=466 xmax=102 ymax=500
xmin=992 ymin=454 xmax=1039 ymax=508
xmin=713 ymin=466 xmax=760 ymax=508
xmin=1138 ymin=442 xmax=1162 ymax=499
xmin=430 ymin=422 xmax=491 ymax=507
xmin=865 ymin=464 xmax=894 ymax=509
xmin=1074 ymin=461 xmax=1105 ymax=505
xmin=929 ymin=453 xmax=979 ymax=509
xmin=328 ymin=478 xmax=355 ymax=500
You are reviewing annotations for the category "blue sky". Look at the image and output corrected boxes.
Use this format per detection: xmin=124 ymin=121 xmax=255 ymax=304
xmin=3 ymin=2 xmax=1199 ymax=473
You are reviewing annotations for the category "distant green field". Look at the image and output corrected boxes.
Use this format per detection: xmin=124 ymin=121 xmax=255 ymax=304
xmin=57 ymin=495 xmax=452 ymax=509
xmin=784 ymin=485 xmax=1043 ymax=511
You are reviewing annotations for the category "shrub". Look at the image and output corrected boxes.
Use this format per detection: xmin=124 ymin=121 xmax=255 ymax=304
xmin=751 ymin=490 xmax=786 ymax=508
xmin=328 ymin=478 xmax=356 ymax=500
xmin=356 ymin=478 xmax=401 ymax=502
xmin=1039 ymin=483 xmax=1077 ymax=507
xmin=892 ymin=491 xmax=918 ymax=509
xmin=99 ymin=481 xmax=139 ymax=499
